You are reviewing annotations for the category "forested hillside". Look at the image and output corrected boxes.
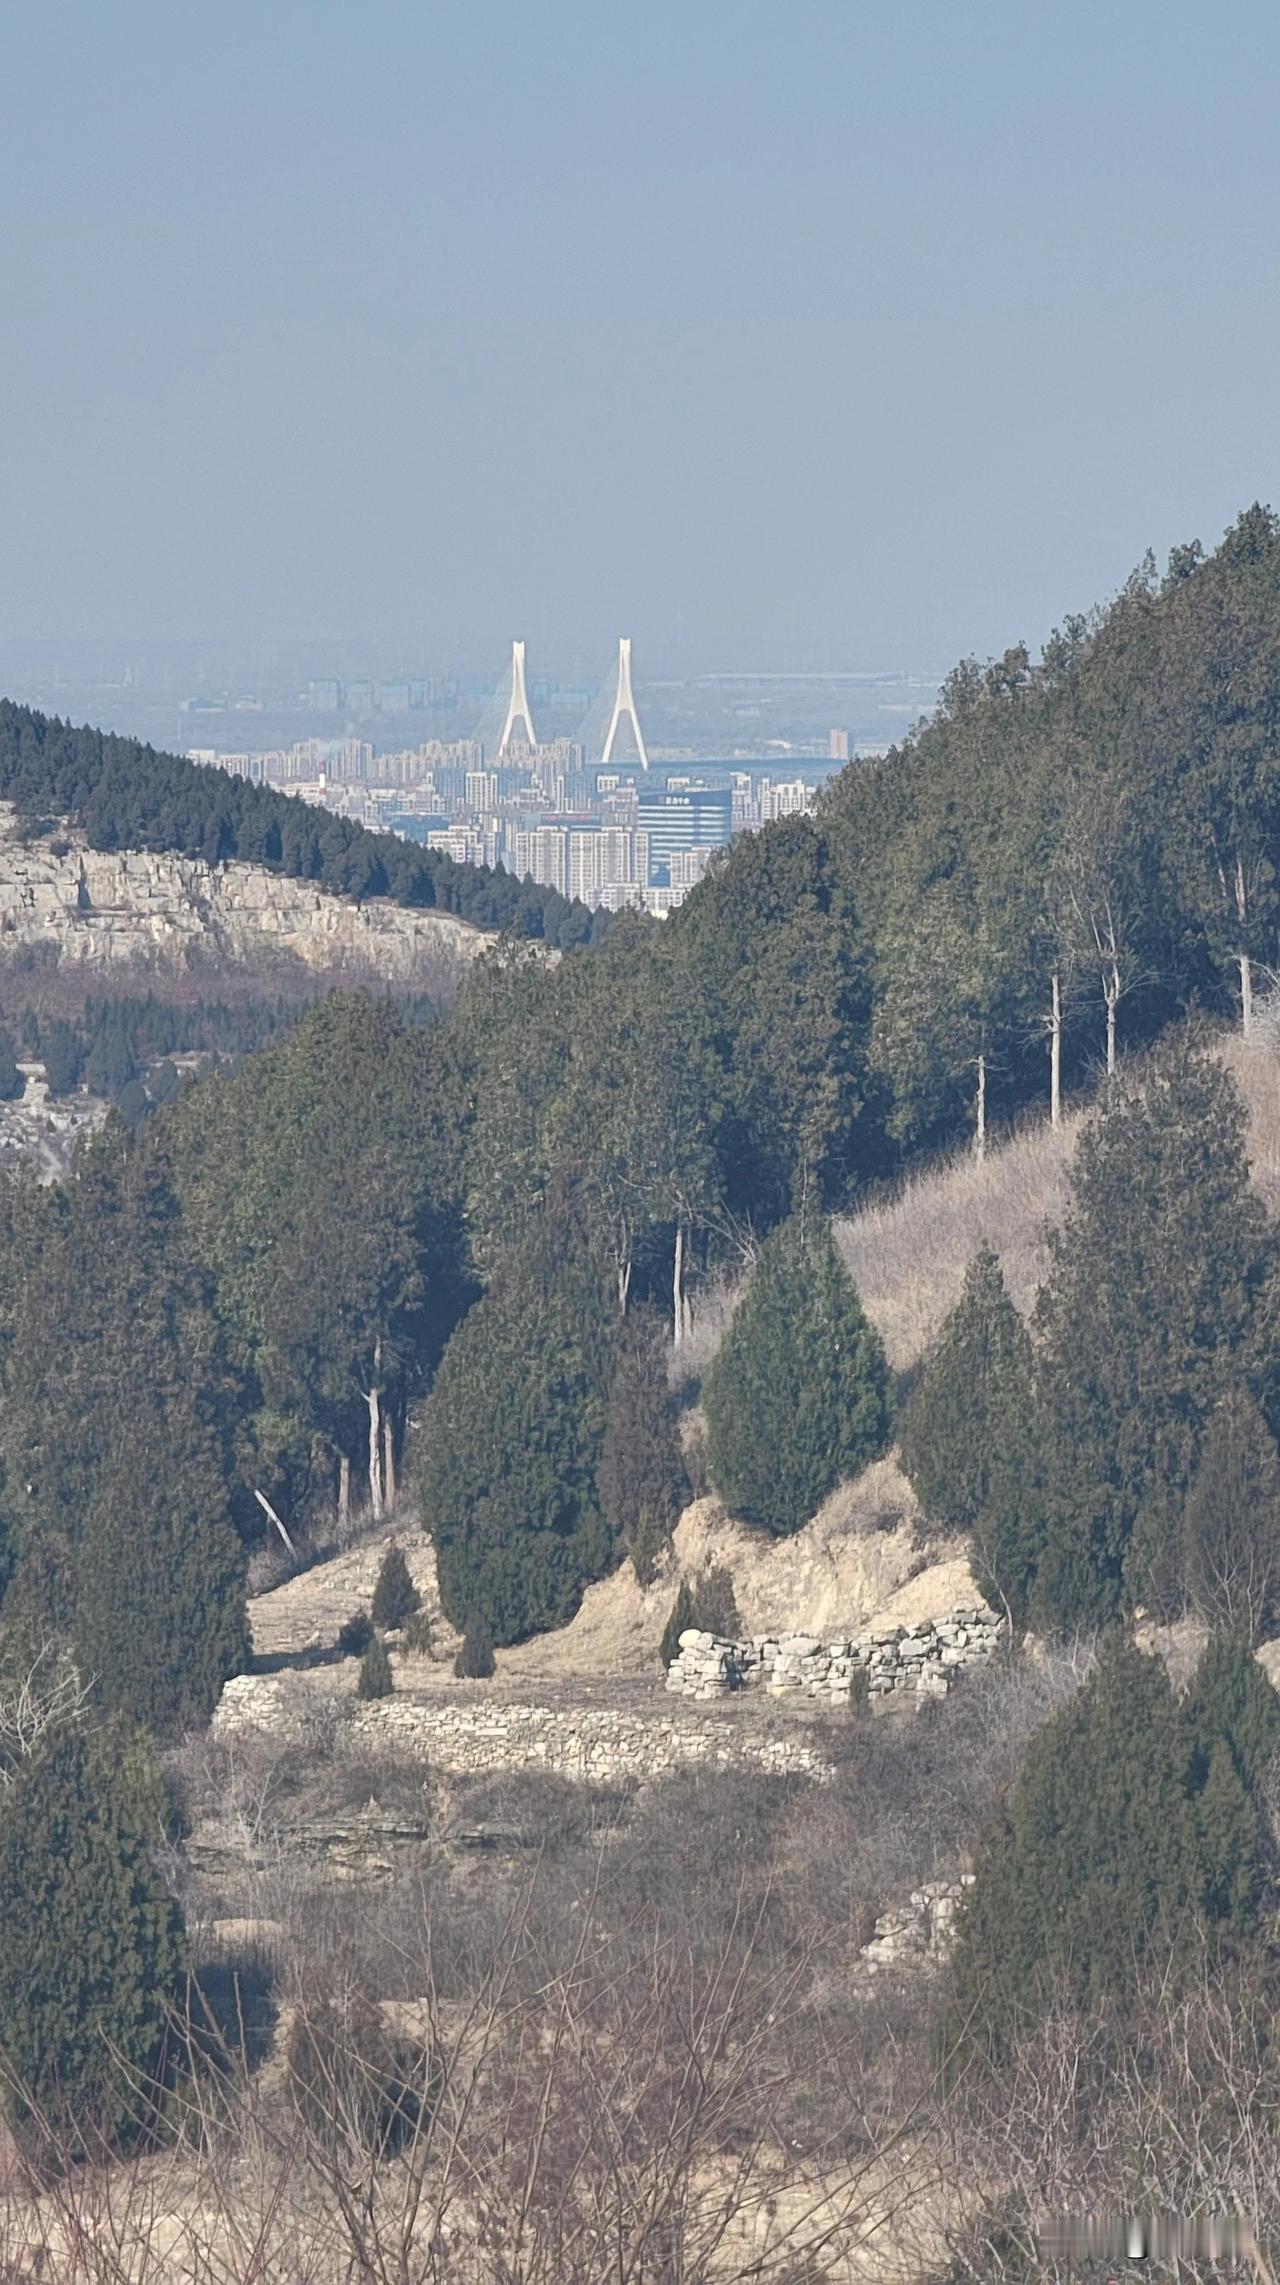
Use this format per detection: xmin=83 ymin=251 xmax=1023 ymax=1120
xmin=1 ymin=508 xmax=1279 ymax=1691
xmin=4 ymin=514 xmax=1280 ymax=2266
xmin=820 ymin=503 xmax=1280 ymax=1151
xmin=0 ymin=700 xmax=601 ymax=948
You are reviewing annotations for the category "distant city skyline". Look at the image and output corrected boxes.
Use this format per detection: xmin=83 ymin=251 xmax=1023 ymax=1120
xmin=0 ymin=633 xmax=942 ymax=770
xmin=191 ymin=732 xmax=819 ymax=918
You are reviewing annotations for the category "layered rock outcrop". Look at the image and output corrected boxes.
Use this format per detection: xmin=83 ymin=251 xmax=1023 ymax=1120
xmin=0 ymin=808 xmax=484 ymax=982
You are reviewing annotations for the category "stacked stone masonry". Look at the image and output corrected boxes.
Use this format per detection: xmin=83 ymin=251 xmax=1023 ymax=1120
xmin=213 ymin=1674 xmax=830 ymax=1784
xmin=664 ymin=1607 xmax=1005 ymax=1704
xmin=860 ymin=1874 xmax=977 ymax=1971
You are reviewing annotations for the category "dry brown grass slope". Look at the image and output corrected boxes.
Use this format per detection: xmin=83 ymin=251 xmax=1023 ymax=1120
xmin=836 ymin=1116 xmax=1082 ymax=1374
xmin=837 ymin=1020 xmax=1280 ymax=1375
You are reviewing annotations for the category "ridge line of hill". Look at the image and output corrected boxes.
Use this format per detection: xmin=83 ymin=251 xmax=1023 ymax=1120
xmin=0 ymin=699 xmax=603 ymax=951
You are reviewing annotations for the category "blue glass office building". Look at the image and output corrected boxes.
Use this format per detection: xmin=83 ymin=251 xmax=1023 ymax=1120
xmin=637 ymin=787 xmax=733 ymax=887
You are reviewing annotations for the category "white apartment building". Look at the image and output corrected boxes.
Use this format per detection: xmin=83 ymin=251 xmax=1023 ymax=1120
xmin=569 ymin=833 xmax=603 ymax=903
xmin=669 ymin=845 xmax=716 ymax=894
xmin=425 ymin=822 xmax=499 ymax=869
xmin=508 ymin=826 xmax=570 ymax=895
xmin=759 ymin=778 xmax=814 ymax=822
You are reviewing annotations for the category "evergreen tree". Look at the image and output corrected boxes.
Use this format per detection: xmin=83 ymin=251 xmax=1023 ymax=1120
xmin=454 ymin=1618 xmax=496 ymax=1678
xmin=168 ymin=994 xmax=472 ymax=1527
xmin=370 ymin=1543 xmax=420 ymax=1631
xmin=401 ymin=1607 xmax=433 ymax=1656
xmin=356 ymin=1635 xmax=394 ymax=1699
xmin=1007 ymin=1043 xmax=1274 ymax=1631
xmin=0 ymin=1027 xmax=23 ymax=1104
xmin=419 ymin=1222 xmax=615 ymax=1643
xmin=116 ymin=1076 xmax=151 ymax=1130
xmin=0 ymin=1717 xmax=186 ymax=2147
xmin=597 ymin=1307 xmax=688 ymax=1587
xmin=672 ymin=817 xmax=874 ymax=1221
xmin=1181 ymin=1390 xmax=1280 ymax=1642
xmin=1181 ymin=1632 xmax=1280 ymax=1936
xmin=1181 ymin=1628 xmax=1280 ymax=1800
xmin=542 ymin=926 xmax=726 ymax=1321
xmin=659 ymin=1581 xmax=698 ymax=1670
xmin=1191 ymin=1743 xmax=1262 ymax=1933
xmin=41 ymin=1018 xmax=83 ymax=1096
xmin=84 ymin=1023 xmax=138 ymax=1096
xmin=703 ymin=1216 xmax=891 ymax=1537
xmin=943 ymin=1637 xmax=1201 ymax=2064
xmin=147 ymin=1058 xmax=179 ymax=1106
xmin=0 ymin=1137 xmax=249 ymax=1733
xmin=337 ymin=1609 xmax=374 ymax=1658
xmin=899 ymin=1245 xmax=1032 ymax=1539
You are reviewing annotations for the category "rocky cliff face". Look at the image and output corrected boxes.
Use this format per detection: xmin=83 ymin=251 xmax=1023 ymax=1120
xmin=0 ymin=808 xmax=486 ymax=983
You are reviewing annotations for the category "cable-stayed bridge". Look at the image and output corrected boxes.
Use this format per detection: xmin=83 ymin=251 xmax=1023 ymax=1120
xmin=475 ymin=639 xmax=650 ymax=767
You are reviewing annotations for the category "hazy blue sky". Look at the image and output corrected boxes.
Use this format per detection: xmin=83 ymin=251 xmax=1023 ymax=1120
xmin=3 ymin=0 xmax=1279 ymax=676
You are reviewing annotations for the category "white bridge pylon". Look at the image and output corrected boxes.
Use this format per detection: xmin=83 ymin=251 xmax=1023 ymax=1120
xmin=497 ymin=639 xmax=538 ymax=755
xmin=600 ymin=637 xmax=649 ymax=770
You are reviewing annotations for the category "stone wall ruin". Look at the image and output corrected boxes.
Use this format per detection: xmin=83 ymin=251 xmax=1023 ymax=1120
xmin=664 ymin=1607 xmax=1005 ymax=1704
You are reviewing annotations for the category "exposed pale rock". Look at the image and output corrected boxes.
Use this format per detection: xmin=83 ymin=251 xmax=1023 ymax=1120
xmin=664 ymin=1607 xmax=1006 ymax=1705
xmin=0 ymin=806 xmax=485 ymax=984
xmin=213 ymin=1672 xmax=830 ymax=1784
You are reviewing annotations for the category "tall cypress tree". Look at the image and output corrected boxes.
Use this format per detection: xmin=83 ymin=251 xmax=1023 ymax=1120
xmin=1009 ymin=1043 xmax=1274 ymax=1632
xmin=1180 ymin=1631 xmax=1280 ymax=1938
xmin=943 ymin=1637 xmax=1200 ymax=2065
xmin=0 ymin=1135 xmax=249 ymax=1733
xmin=597 ymin=1307 xmax=688 ymax=1587
xmin=418 ymin=1219 xmax=615 ymax=1643
xmin=703 ymin=1215 xmax=891 ymax=1538
xmin=945 ymin=1630 xmax=1280 ymax=2073
xmin=0 ymin=1717 xmax=186 ymax=2148
xmin=1181 ymin=1628 xmax=1280 ymax=1800
xmin=1181 ymin=1390 xmax=1280 ymax=1643
xmin=900 ymin=1245 xmax=1032 ymax=1541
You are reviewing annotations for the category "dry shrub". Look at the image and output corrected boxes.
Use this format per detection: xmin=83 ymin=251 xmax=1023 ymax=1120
xmin=836 ymin=1117 xmax=1081 ymax=1372
xmin=0 ymin=1871 xmax=943 ymax=2285
xmin=1218 ymin=1011 xmax=1280 ymax=1220
xmin=286 ymin=1984 xmax=435 ymax=2160
xmin=939 ymin=1954 xmax=1280 ymax=2281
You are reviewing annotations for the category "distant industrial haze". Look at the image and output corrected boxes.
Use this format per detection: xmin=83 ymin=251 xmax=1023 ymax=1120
xmin=0 ymin=635 xmax=939 ymax=765
xmin=4 ymin=4 xmax=1277 ymax=682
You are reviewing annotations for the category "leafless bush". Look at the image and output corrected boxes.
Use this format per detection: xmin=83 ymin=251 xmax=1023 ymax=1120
xmin=777 ymin=1643 xmax=1090 ymax=1964
xmin=937 ymin=1955 xmax=1280 ymax=2281
xmin=0 ymin=1640 xmax=92 ymax=1779
xmin=0 ymin=1866 xmax=949 ymax=2285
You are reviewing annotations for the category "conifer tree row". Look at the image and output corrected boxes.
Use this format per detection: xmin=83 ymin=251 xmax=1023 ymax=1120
xmin=0 ymin=700 xmax=601 ymax=949
xmin=902 ymin=1039 xmax=1280 ymax=1637
xmin=942 ymin=1631 xmax=1280 ymax=2070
